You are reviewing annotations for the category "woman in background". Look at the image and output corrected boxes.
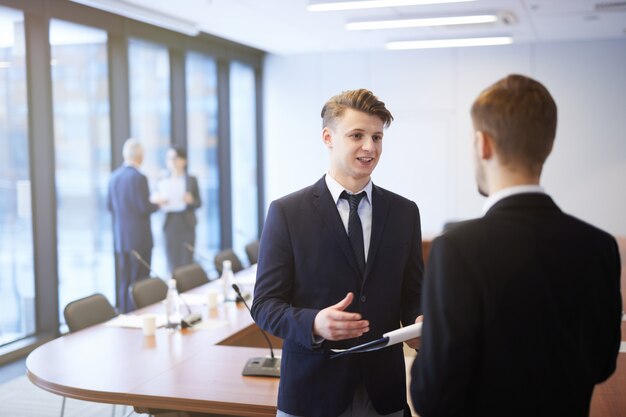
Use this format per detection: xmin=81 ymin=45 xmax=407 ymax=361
xmin=157 ymin=146 xmax=202 ymax=273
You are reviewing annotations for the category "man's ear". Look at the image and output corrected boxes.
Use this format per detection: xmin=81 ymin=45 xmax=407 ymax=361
xmin=475 ymin=130 xmax=494 ymax=160
xmin=322 ymin=127 xmax=333 ymax=148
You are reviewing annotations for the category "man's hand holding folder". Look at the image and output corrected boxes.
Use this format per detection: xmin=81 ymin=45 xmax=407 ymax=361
xmin=331 ymin=318 xmax=423 ymax=358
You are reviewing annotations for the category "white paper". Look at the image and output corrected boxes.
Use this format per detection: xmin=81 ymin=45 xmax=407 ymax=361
xmin=105 ymin=314 xmax=168 ymax=329
xmin=383 ymin=322 xmax=422 ymax=346
xmin=331 ymin=322 xmax=423 ymax=355
xmin=180 ymin=293 xmax=208 ymax=306
xmin=156 ymin=177 xmax=186 ymax=212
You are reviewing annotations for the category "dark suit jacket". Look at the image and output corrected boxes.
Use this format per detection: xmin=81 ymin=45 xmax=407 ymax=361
xmin=251 ymin=176 xmax=424 ymax=417
xmin=411 ymin=193 xmax=622 ymax=417
xmin=107 ymin=164 xmax=159 ymax=254
xmin=163 ymin=174 xmax=202 ymax=230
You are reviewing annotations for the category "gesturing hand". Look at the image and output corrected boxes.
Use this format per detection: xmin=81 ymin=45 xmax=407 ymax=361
xmin=313 ymin=292 xmax=369 ymax=341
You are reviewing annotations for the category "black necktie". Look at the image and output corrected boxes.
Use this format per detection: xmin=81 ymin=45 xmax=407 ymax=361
xmin=340 ymin=191 xmax=366 ymax=275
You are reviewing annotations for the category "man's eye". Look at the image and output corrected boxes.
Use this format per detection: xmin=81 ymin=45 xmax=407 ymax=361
xmin=373 ymin=135 xmax=382 ymax=141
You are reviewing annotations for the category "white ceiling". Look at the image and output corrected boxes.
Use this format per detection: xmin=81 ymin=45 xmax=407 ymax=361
xmin=119 ymin=0 xmax=626 ymax=54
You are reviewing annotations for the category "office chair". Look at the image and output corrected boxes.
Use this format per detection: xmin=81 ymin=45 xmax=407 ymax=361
xmin=131 ymin=277 xmax=168 ymax=309
xmin=214 ymin=249 xmax=244 ymax=275
xmin=172 ymin=263 xmax=210 ymax=293
xmin=64 ymin=293 xmax=118 ymax=333
xmin=62 ymin=294 xmax=119 ymax=417
xmin=244 ymin=240 xmax=260 ymax=265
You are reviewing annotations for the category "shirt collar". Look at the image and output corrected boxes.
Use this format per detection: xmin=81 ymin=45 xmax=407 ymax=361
xmin=482 ymin=184 xmax=546 ymax=215
xmin=123 ymin=161 xmax=140 ymax=169
xmin=325 ymin=173 xmax=372 ymax=206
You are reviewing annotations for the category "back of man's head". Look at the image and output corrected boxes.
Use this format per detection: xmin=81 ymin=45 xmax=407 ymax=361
xmin=321 ymin=88 xmax=394 ymax=129
xmin=471 ymin=74 xmax=557 ymax=175
xmin=122 ymin=138 xmax=143 ymax=164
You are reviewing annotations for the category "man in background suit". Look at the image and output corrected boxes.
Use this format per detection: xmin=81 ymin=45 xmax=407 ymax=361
xmin=252 ymin=89 xmax=423 ymax=417
xmin=411 ymin=74 xmax=622 ymax=416
xmin=108 ymin=138 xmax=160 ymax=313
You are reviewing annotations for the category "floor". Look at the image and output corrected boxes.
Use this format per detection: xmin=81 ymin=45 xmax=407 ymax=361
xmin=0 ymin=356 xmax=27 ymax=385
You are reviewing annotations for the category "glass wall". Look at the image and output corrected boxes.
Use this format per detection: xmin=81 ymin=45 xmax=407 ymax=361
xmin=128 ymin=39 xmax=171 ymax=278
xmin=186 ymin=52 xmax=220 ymax=277
xmin=0 ymin=0 xmax=263 ymax=356
xmin=0 ymin=6 xmax=35 ymax=346
xmin=50 ymin=20 xmax=113 ymax=321
xmin=229 ymin=61 xmax=258 ymax=264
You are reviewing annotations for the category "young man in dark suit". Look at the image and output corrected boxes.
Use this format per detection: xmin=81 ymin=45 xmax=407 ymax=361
xmin=410 ymin=74 xmax=622 ymax=416
xmin=252 ymin=89 xmax=424 ymax=417
xmin=107 ymin=138 xmax=160 ymax=313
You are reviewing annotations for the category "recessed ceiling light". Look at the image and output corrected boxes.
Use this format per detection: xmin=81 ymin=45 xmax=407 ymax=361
xmin=346 ymin=14 xmax=498 ymax=30
xmin=308 ymin=0 xmax=476 ymax=12
xmin=386 ymin=36 xmax=513 ymax=49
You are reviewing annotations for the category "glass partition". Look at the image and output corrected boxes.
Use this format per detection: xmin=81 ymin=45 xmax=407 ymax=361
xmin=0 ymin=6 xmax=35 ymax=346
xmin=50 ymin=19 xmax=113 ymax=322
xmin=186 ymin=52 xmax=220 ymax=277
xmin=229 ymin=61 xmax=258 ymax=265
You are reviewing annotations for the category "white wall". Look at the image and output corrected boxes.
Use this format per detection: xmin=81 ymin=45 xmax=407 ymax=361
xmin=263 ymin=39 xmax=626 ymax=237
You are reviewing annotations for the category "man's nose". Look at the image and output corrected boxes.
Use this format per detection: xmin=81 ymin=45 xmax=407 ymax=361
xmin=361 ymin=136 xmax=374 ymax=151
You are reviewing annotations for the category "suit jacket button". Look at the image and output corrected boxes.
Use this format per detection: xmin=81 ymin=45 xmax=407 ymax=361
xmin=360 ymin=295 xmax=366 ymax=303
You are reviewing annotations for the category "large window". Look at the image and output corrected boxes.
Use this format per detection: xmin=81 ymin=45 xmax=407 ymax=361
xmin=50 ymin=20 xmax=113 ymax=321
xmin=186 ymin=52 xmax=220 ymax=276
xmin=129 ymin=39 xmax=171 ymax=278
xmin=0 ymin=6 xmax=35 ymax=346
xmin=0 ymin=0 xmax=263 ymax=359
xmin=229 ymin=61 xmax=258 ymax=263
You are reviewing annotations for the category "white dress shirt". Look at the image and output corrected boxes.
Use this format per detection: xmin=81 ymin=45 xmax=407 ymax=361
xmin=482 ymin=184 xmax=546 ymax=215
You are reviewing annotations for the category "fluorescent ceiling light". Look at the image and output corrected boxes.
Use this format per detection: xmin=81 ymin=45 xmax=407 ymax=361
xmin=386 ymin=36 xmax=513 ymax=49
xmin=308 ymin=0 xmax=476 ymax=12
xmin=346 ymin=14 xmax=498 ymax=30
xmin=68 ymin=0 xmax=199 ymax=36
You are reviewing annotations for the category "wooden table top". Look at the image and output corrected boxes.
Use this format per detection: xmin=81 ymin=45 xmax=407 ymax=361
xmin=27 ymin=269 xmax=281 ymax=416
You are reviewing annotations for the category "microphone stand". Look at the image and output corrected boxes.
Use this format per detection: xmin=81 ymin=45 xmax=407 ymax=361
xmin=183 ymin=243 xmax=214 ymax=269
xmin=232 ymin=284 xmax=280 ymax=378
xmin=131 ymin=250 xmax=202 ymax=329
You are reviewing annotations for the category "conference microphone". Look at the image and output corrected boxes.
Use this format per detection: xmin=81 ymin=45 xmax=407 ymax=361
xmin=130 ymin=250 xmax=202 ymax=329
xmin=232 ymin=283 xmax=280 ymax=378
xmin=183 ymin=242 xmax=213 ymax=267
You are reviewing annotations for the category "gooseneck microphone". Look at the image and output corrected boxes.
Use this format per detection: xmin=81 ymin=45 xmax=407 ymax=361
xmin=131 ymin=250 xmax=201 ymax=328
xmin=183 ymin=242 xmax=213 ymax=266
xmin=232 ymin=283 xmax=280 ymax=377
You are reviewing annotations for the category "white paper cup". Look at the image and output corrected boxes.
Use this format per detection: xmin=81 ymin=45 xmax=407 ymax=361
xmin=142 ymin=314 xmax=157 ymax=336
xmin=206 ymin=289 xmax=219 ymax=309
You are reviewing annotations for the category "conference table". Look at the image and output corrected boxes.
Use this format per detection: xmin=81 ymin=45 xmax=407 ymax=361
xmin=27 ymin=266 xmax=282 ymax=416
xmin=26 ymin=265 xmax=626 ymax=417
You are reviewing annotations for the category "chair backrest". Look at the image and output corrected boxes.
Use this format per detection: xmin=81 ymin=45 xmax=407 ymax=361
xmin=63 ymin=293 xmax=118 ymax=333
xmin=131 ymin=277 xmax=168 ymax=309
xmin=173 ymin=263 xmax=210 ymax=293
xmin=214 ymin=249 xmax=244 ymax=275
xmin=245 ymin=240 xmax=260 ymax=265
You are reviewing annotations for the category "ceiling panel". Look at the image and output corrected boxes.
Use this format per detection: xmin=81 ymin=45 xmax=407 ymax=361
xmin=114 ymin=0 xmax=626 ymax=53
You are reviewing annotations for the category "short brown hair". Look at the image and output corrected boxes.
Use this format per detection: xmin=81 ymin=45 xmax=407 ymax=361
xmin=471 ymin=74 xmax=557 ymax=174
xmin=321 ymin=88 xmax=393 ymax=129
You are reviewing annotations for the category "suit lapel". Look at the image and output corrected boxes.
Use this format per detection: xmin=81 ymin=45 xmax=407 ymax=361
xmin=363 ymin=184 xmax=388 ymax=282
xmin=311 ymin=177 xmax=362 ymax=277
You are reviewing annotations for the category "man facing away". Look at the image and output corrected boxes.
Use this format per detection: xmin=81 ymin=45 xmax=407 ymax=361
xmin=251 ymin=89 xmax=424 ymax=417
xmin=107 ymin=138 xmax=159 ymax=313
xmin=411 ymin=74 xmax=622 ymax=416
